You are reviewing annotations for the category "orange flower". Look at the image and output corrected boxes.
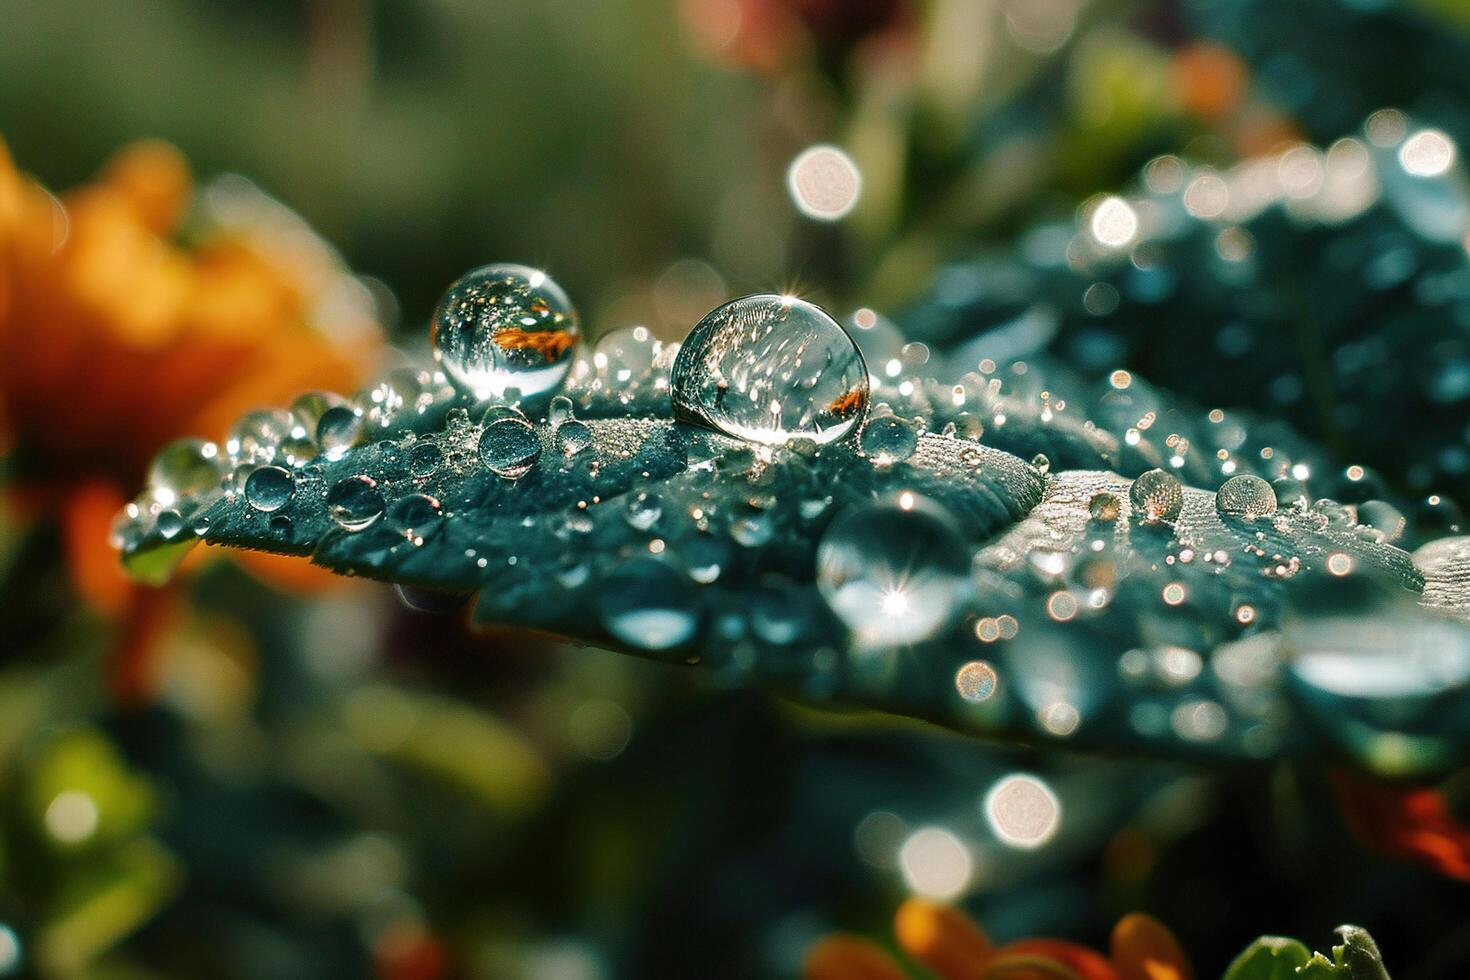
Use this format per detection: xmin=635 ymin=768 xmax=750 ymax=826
xmin=0 ymin=134 xmax=383 ymax=697
xmin=805 ymin=901 xmax=1192 ymax=980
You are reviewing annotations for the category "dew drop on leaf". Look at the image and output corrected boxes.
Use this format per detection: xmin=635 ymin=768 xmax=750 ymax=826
xmin=597 ymin=558 xmax=699 ymax=651
xmin=327 ymin=475 xmax=386 ymax=531
xmin=478 ymin=417 xmax=542 ymax=479
xmin=227 ymin=409 xmax=293 ymax=464
xmin=1129 ymin=468 xmax=1184 ymax=524
xmin=147 ymin=438 xmax=226 ymax=502
xmin=858 ymin=414 xmax=919 ymax=465
xmin=409 ymin=442 xmax=443 ymax=477
xmin=316 ymin=405 xmax=365 ymax=461
xmin=670 ymin=294 xmax=868 ymax=446
xmin=431 ymin=263 xmax=580 ymax=403
xmin=816 ymin=494 xmax=970 ymax=649
xmin=1215 ymin=474 xmax=1278 ymax=521
xmin=244 ymin=465 xmax=294 ymax=513
xmin=1088 ymin=491 xmax=1121 ymax=522
xmin=555 ymin=419 xmax=593 ymax=456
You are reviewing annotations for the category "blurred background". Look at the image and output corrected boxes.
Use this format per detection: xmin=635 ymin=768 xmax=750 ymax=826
xmin=3 ymin=0 xmax=1470 ymax=977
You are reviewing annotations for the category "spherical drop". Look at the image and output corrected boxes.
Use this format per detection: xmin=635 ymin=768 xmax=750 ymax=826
xmin=597 ymin=558 xmax=699 ymax=651
xmin=431 ymin=263 xmax=579 ymax=403
xmin=671 ymin=294 xmax=868 ymax=446
xmin=327 ymin=475 xmax=386 ymax=531
xmin=858 ymin=414 xmax=919 ymax=465
xmin=816 ymin=495 xmax=970 ymax=649
xmin=147 ymin=438 xmax=225 ymax=501
xmin=478 ymin=417 xmax=542 ymax=479
xmin=316 ymin=405 xmax=364 ymax=462
xmin=1129 ymin=468 xmax=1184 ymax=524
xmin=244 ymin=465 xmax=294 ymax=513
xmin=1215 ymin=474 xmax=1277 ymax=521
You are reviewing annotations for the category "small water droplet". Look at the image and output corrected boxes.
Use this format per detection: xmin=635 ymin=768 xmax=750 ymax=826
xmin=1215 ymin=474 xmax=1277 ymax=521
xmin=478 ymin=417 xmax=542 ymax=479
xmin=858 ymin=415 xmax=919 ymax=465
xmin=328 ymin=475 xmax=386 ymax=531
xmin=816 ymin=495 xmax=969 ymax=649
xmin=1088 ymin=492 xmax=1121 ymax=522
xmin=409 ymin=442 xmax=443 ymax=477
xmin=548 ymin=394 xmax=576 ymax=427
xmin=244 ymin=465 xmax=294 ymax=513
xmin=227 ymin=409 xmax=292 ymax=464
xmin=625 ymin=491 xmax=662 ymax=531
xmin=1029 ymin=453 xmax=1051 ymax=474
xmin=156 ymin=509 xmax=186 ymax=540
xmin=671 ymin=294 xmax=868 ymax=446
xmin=598 ymin=558 xmax=699 ymax=651
xmin=431 ymin=263 xmax=580 ymax=402
xmin=317 ymin=405 xmax=364 ymax=461
xmin=1129 ymin=469 xmax=1183 ymax=524
xmin=555 ymin=419 xmax=593 ymax=456
xmin=387 ymin=492 xmax=443 ymax=540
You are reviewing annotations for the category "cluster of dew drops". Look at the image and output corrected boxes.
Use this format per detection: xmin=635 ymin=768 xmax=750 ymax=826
xmin=110 ymin=237 xmax=1470 ymax=761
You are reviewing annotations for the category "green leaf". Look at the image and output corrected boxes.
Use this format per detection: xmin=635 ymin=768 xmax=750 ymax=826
xmin=1222 ymin=936 xmax=1313 ymax=980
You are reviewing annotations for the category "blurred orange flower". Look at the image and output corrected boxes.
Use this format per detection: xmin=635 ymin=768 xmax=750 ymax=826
xmin=0 ymin=135 xmax=382 ymax=695
xmin=805 ymin=900 xmax=1192 ymax=980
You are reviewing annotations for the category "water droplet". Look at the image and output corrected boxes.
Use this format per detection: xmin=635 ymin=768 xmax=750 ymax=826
xmin=409 ymin=442 xmax=443 ymax=477
xmin=478 ymin=417 xmax=542 ymax=479
xmin=387 ymin=493 xmax=443 ymax=540
xmin=316 ymin=405 xmax=364 ymax=461
xmin=227 ymin=409 xmax=292 ymax=464
xmin=244 ymin=465 xmax=294 ymax=513
xmin=597 ymin=558 xmax=699 ymax=651
xmin=147 ymin=438 xmax=225 ymax=502
xmin=1129 ymin=469 xmax=1183 ymax=524
xmin=431 ymin=263 xmax=580 ymax=402
xmin=1088 ymin=492 xmax=1121 ymax=522
xmin=548 ymin=394 xmax=576 ymax=426
xmin=328 ymin=475 xmax=386 ymax=531
xmin=156 ymin=509 xmax=186 ymax=540
xmin=625 ymin=491 xmax=662 ymax=531
xmin=593 ymin=326 xmax=659 ymax=385
xmin=858 ymin=415 xmax=919 ymax=465
xmin=1357 ymin=499 xmax=1406 ymax=542
xmin=816 ymin=495 xmax=969 ymax=649
xmin=1215 ymin=474 xmax=1277 ymax=520
xmin=671 ymin=294 xmax=868 ymax=446
xmin=289 ymin=391 xmax=345 ymax=434
xmin=555 ymin=419 xmax=593 ymax=456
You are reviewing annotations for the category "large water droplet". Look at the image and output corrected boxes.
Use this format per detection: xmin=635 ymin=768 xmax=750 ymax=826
xmin=670 ymin=294 xmax=868 ymax=446
xmin=478 ymin=418 xmax=542 ymax=479
xmin=1129 ymin=469 xmax=1183 ymax=524
xmin=816 ymin=494 xmax=970 ymax=649
xmin=597 ymin=558 xmax=699 ymax=651
xmin=328 ymin=475 xmax=386 ymax=531
xmin=431 ymin=263 xmax=580 ymax=403
xmin=244 ymin=465 xmax=294 ymax=513
xmin=1215 ymin=474 xmax=1277 ymax=521
xmin=147 ymin=438 xmax=226 ymax=502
